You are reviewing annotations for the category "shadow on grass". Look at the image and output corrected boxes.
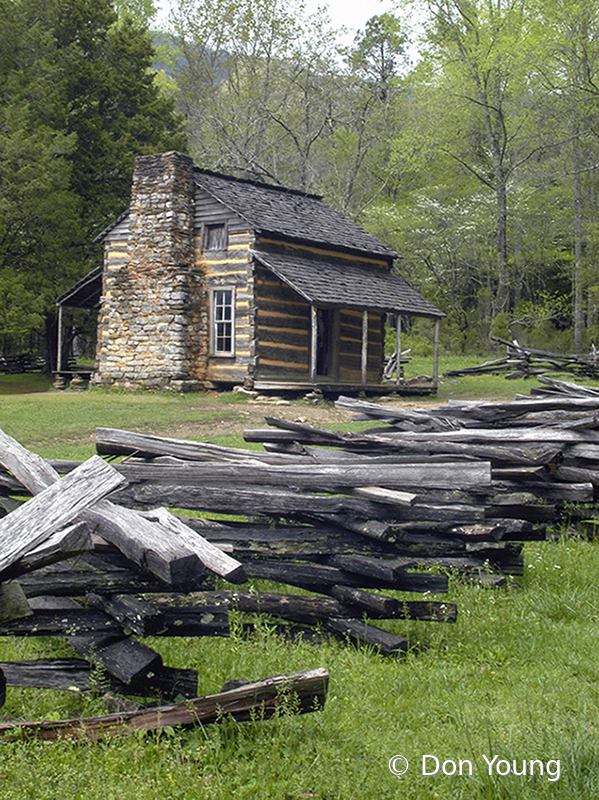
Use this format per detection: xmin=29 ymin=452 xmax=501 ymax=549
xmin=0 ymin=374 xmax=53 ymax=395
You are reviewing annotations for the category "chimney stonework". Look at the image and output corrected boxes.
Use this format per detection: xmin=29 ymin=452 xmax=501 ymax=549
xmin=93 ymin=152 xmax=206 ymax=390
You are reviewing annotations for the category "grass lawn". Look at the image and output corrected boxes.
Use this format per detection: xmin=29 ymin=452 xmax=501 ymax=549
xmin=0 ymin=355 xmax=574 ymax=458
xmin=0 ymin=361 xmax=599 ymax=798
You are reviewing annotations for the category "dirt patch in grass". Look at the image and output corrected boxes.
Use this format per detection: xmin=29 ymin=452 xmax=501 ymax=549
xmin=153 ymin=394 xmax=447 ymax=442
xmin=154 ymin=400 xmax=359 ymax=441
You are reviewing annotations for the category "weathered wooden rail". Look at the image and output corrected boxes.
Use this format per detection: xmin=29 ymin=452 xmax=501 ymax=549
xmin=443 ymin=339 xmax=599 ymax=380
xmin=3 ymin=379 xmax=598 ymax=729
xmin=0 ymin=668 xmax=330 ymax=741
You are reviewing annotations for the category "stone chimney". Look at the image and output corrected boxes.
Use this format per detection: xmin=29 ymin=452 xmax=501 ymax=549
xmin=94 ymin=152 xmax=198 ymax=389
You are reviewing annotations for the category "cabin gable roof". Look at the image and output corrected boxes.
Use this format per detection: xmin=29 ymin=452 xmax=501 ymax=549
xmin=82 ymin=155 xmax=443 ymax=322
xmin=193 ymin=169 xmax=398 ymax=260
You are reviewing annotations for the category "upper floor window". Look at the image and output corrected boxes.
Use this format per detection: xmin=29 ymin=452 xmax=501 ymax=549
xmin=204 ymin=223 xmax=227 ymax=251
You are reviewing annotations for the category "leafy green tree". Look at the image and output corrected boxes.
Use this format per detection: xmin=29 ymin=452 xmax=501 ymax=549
xmin=169 ymin=0 xmax=339 ymax=191
xmin=113 ymin=0 xmax=158 ymax=26
xmin=378 ymin=0 xmax=599 ymax=352
xmin=52 ymin=0 xmax=187 ymax=250
xmin=0 ymin=0 xmax=79 ymax=356
xmin=416 ymin=0 xmax=541 ymax=317
xmin=530 ymin=0 xmax=599 ymax=348
xmin=318 ymin=14 xmax=408 ymax=214
xmin=348 ymin=13 xmax=407 ymax=101
xmin=0 ymin=0 xmax=186 ymax=365
xmin=168 ymin=3 xmax=411 ymax=216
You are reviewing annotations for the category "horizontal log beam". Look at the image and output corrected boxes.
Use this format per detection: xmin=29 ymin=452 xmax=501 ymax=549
xmin=0 ymin=668 xmax=329 ymax=740
xmin=0 ymin=659 xmax=198 ymax=700
xmin=188 ymin=589 xmax=457 ymax=624
xmin=115 ymin=459 xmax=492 ymax=491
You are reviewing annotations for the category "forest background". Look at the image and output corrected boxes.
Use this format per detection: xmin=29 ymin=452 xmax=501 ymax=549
xmin=2 ymin=0 xmax=599 ymax=367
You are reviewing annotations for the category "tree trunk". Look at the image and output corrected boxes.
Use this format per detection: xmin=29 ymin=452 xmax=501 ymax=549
xmin=494 ymin=166 xmax=510 ymax=314
xmin=573 ymin=133 xmax=584 ymax=350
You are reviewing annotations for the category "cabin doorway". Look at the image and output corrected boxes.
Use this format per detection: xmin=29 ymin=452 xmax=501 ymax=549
xmin=316 ymin=308 xmax=337 ymax=377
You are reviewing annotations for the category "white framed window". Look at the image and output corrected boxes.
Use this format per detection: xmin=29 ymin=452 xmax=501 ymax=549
xmin=210 ymin=287 xmax=235 ymax=356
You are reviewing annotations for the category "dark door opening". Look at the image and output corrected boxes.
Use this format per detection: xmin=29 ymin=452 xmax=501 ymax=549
xmin=316 ymin=308 xmax=335 ymax=377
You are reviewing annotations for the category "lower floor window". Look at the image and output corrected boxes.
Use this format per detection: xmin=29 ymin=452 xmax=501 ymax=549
xmin=211 ymin=287 xmax=235 ymax=355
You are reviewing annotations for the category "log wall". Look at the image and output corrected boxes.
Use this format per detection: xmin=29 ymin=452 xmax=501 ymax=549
xmin=254 ymin=264 xmax=311 ymax=380
xmin=253 ymin=262 xmax=385 ymax=384
xmin=338 ymin=309 xmax=384 ymax=384
xmin=194 ymin=188 xmax=256 ymax=385
xmin=93 ymin=162 xmax=388 ymax=391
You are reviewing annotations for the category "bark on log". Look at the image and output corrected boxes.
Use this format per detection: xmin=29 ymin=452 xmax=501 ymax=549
xmin=138 ymin=507 xmax=245 ymax=584
xmin=0 ymin=522 xmax=92 ymax=580
xmin=19 ymin=567 xmax=169 ymax=598
xmin=183 ymin=520 xmax=399 ymax=559
xmin=28 ymin=595 xmax=164 ymax=686
xmin=365 ymin=427 xmax=599 ymax=444
xmin=112 ymin=483 xmax=385 ymax=518
xmin=328 ymin=585 xmax=457 ymax=622
xmin=88 ymin=593 xmax=230 ymax=638
xmin=0 ymin=429 xmax=208 ymax=588
xmin=95 ymin=427 xmax=299 ymax=465
xmin=69 ymin=636 xmax=163 ymax=686
xmin=324 ymin=618 xmax=408 ymax=654
xmin=328 ymin=554 xmax=416 ymax=583
xmin=82 ymin=502 xmax=206 ymax=589
xmin=115 ymin=459 xmax=491 ymax=492
xmin=243 ymin=560 xmax=449 ymax=593
xmin=0 ymin=608 xmax=123 ymax=637
xmin=0 ymin=668 xmax=330 ymax=740
xmin=244 ymin=430 xmax=562 ymax=466
xmin=0 ymin=581 xmax=32 ymax=622
xmin=187 ymin=589 xmax=456 ymax=624
xmin=113 ymin=482 xmax=487 ymax=525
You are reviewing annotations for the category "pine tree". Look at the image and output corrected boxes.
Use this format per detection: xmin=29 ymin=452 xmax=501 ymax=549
xmin=0 ymin=0 xmax=187 ymax=365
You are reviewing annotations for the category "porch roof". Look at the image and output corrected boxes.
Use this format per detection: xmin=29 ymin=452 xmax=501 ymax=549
xmin=56 ymin=266 xmax=103 ymax=309
xmin=252 ymin=251 xmax=445 ymax=318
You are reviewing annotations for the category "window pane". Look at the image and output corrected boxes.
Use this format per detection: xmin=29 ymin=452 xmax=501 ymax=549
xmin=213 ymin=289 xmax=234 ymax=354
xmin=205 ymin=224 xmax=226 ymax=250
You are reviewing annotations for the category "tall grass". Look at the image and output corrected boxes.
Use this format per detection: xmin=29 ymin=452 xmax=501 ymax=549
xmin=1 ymin=543 xmax=599 ymax=798
xmin=1 ymin=370 xmax=599 ymax=797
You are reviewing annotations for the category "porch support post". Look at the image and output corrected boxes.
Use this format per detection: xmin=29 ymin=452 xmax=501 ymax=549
xmin=310 ymin=304 xmax=318 ymax=384
xmin=56 ymin=304 xmax=64 ymax=373
xmin=433 ymin=318 xmax=440 ymax=388
xmin=395 ymin=314 xmax=402 ymax=385
xmin=361 ymin=309 xmax=368 ymax=387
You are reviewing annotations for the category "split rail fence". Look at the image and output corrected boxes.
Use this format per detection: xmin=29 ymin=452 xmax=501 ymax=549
xmin=1 ymin=376 xmax=598 ymax=735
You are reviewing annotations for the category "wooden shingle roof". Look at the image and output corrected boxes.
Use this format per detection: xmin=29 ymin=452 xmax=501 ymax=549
xmin=253 ymin=251 xmax=445 ymax=317
xmin=194 ymin=170 xmax=398 ymax=259
xmin=56 ymin=266 xmax=103 ymax=309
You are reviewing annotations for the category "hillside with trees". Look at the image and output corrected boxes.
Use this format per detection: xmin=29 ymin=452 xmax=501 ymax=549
xmin=2 ymin=0 xmax=599 ymax=365
xmin=164 ymin=0 xmax=599 ymax=357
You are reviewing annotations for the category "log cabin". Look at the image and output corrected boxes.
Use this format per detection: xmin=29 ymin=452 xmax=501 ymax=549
xmin=57 ymin=151 xmax=444 ymax=393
